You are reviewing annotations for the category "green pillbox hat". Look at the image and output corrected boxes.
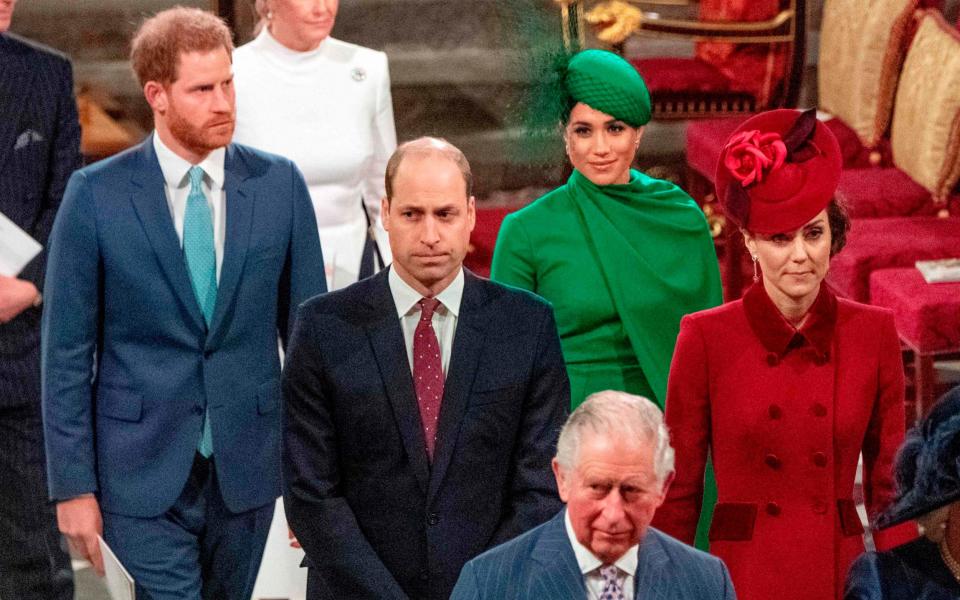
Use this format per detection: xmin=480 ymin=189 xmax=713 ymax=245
xmin=565 ymin=49 xmax=652 ymax=127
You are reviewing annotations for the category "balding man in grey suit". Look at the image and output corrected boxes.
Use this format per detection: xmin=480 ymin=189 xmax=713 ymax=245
xmin=451 ymin=391 xmax=736 ymax=600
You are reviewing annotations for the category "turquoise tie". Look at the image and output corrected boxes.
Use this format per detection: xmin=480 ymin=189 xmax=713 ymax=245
xmin=183 ymin=165 xmax=216 ymax=457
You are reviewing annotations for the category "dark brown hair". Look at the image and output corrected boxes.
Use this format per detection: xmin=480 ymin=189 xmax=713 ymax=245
xmin=130 ymin=7 xmax=234 ymax=88
xmin=384 ymin=137 xmax=473 ymax=201
xmin=827 ymin=197 xmax=850 ymax=256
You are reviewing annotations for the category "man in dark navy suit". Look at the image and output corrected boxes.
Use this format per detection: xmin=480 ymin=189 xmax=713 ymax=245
xmin=42 ymin=7 xmax=325 ymax=599
xmin=452 ymin=391 xmax=737 ymax=600
xmin=0 ymin=0 xmax=81 ymax=597
xmin=282 ymin=137 xmax=570 ymax=600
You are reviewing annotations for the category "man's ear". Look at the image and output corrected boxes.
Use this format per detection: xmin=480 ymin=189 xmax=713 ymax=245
xmin=380 ymin=196 xmax=390 ymax=232
xmin=466 ymin=195 xmax=476 ymax=232
xmin=552 ymin=458 xmax=569 ymax=503
xmin=144 ymin=81 xmax=168 ymax=114
xmin=656 ymin=471 xmax=675 ymax=508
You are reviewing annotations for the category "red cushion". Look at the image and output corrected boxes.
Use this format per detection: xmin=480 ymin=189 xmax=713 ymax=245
xmin=685 ymin=116 xmax=751 ymax=181
xmin=464 ymin=206 xmax=515 ymax=278
xmin=826 ymin=216 xmax=960 ymax=301
xmin=836 ymin=168 xmax=935 ymax=218
xmin=870 ymin=267 xmax=960 ymax=353
xmin=631 ymin=58 xmax=741 ymax=95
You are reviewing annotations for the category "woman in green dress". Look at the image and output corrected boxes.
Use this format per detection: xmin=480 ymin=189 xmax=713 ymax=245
xmin=491 ymin=48 xmax=722 ymax=411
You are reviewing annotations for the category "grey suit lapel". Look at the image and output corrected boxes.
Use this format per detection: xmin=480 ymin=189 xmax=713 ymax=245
xmin=205 ymin=144 xmax=252 ymax=346
xmin=634 ymin=529 xmax=671 ymax=600
xmin=528 ymin=511 xmax=588 ymax=598
xmin=364 ymin=270 xmax=430 ymax=495
xmin=0 ymin=36 xmax=38 ymax=177
xmin=427 ymin=270 xmax=486 ymax=502
xmin=129 ymin=137 xmax=206 ymax=333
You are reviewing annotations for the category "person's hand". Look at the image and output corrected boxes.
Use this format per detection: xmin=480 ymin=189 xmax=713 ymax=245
xmin=57 ymin=494 xmax=104 ymax=576
xmin=288 ymin=526 xmax=302 ymax=549
xmin=0 ymin=275 xmax=39 ymax=323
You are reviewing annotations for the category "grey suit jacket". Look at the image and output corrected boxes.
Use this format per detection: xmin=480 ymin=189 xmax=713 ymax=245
xmin=451 ymin=510 xmax=736 ymax=599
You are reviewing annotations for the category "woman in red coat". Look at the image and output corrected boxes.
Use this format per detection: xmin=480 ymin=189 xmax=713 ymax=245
xmin=652 ymin=110 xmax=917 ymax=600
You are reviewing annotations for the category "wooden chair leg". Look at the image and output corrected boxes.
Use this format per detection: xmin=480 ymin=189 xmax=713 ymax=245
xmin=915 ymin=352 xmax=937 ymax=418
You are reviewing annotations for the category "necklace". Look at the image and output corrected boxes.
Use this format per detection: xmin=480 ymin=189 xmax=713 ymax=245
xmin=939 ymin=540 xmax=960 ymax=583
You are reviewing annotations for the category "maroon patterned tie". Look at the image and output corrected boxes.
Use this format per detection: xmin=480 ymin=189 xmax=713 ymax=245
xmin=414 ymin=298 xmax=444 ymax=460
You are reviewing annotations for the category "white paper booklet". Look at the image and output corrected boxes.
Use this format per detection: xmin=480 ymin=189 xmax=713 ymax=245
xmin=0 ymin=211 xmax=42 ymax=276
xmin=98 ymin=535 xmax=136 ymax=600
xmin=916 ymin=258 xmax=960 ymax=284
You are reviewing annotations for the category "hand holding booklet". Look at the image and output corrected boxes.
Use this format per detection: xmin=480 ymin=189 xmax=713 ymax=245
xmin=98 ymin=535 xmax=136 ymax=600
xmin=0 ymin=210 xmax=42 ymax=276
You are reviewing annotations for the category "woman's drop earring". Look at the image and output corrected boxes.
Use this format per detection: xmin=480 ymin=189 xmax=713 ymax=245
xmin=752 ymin=255 xmax=760 ymax=283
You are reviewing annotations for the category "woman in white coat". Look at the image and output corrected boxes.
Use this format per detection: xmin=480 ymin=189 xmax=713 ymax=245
xmin=233 ymin=0 xmax=397 ymax=291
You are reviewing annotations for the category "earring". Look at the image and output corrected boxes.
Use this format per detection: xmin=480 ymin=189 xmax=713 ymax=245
xmin=266 ymin=9 xmax=273 ymax=20
xmin=751 ymin=255 xmax=759 ymax=283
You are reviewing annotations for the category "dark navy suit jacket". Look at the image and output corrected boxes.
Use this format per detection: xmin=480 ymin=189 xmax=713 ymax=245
xmin=41 ymin=137 xmax=326 ymax=517
xmin=452 ymin=510 xmax=737 ymax=599
xmin=0 ymin=33 xmax=81 ymax=407
xmin=282 ymin=268 xmax=570 ymax=600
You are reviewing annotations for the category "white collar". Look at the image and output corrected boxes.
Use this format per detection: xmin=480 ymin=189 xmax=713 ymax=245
xmin=152 ymin=132 xmax=225 ymax=190
xmin=564 ymin=509 xmax=639 ymax=578
xmin=388 ymin=266 xmax=464 ymax=319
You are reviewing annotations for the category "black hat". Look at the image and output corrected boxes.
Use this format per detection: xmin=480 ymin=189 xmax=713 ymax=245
xmin=877 ymin=385 xmax=960 ymax=529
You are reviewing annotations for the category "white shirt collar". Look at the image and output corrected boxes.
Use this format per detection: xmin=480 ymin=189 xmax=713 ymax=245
xmin=564 ymin=509 xmax=639 ymax=578
xmin=153 ymin=132 xmax=226 ymax=190
xmin=388 ymin=266 xmax=464 ymax=319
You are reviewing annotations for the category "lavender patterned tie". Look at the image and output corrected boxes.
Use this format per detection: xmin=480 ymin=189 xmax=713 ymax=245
xmin=600 ymin=564 xmax=626 ymax=600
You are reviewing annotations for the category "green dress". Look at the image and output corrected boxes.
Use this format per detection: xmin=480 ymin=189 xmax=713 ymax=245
xmin=491 ymin=168 xmax=722 ymax=549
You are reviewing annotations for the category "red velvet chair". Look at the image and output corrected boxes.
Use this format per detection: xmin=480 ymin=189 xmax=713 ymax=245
xmin=869 ymin=268 xmax=960 ymax=419
xmin=556 ymin=0 xmax=805 ymax=119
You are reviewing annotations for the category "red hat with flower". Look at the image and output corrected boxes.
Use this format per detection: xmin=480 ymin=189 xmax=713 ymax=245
xmin=715 ymin=109 xmax=842 ymax=234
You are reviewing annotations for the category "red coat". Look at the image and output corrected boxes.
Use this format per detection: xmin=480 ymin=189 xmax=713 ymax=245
xmin=653 ymin=283 xmax=916 ymax=600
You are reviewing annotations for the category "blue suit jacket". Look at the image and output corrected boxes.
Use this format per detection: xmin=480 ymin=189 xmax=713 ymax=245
xmin=451 ymin=510 xmax=737 ymax=600
xmin=41 ymin=136 xmax=326 ymax=517
xmin=282 ymin=268 xmax=569 ymax=600
xmin=0 ymin=33 xmax=81 ymax=408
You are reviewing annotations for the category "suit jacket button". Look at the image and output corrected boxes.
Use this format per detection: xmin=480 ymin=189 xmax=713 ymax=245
xmin=428 ymin=513 xmax=439 ymax=526
xmin=766 ymin=353 xmax=779 ymax=366
xmin=419 ymin=571 xmax=429 ymax=582
xmin=764 ymin=453 xmax=782 ymax=469
xmin=765 ymin=502 xmax=781 ymax=516
xmin=812 ymin=452 xmax=828 ymax=467
xmin=812 ymin=403 xmax=827 ymax=417
xmin=192 ymin=405 xmax=203 ymax=416
xmin=768 ymin=404 xmax=782 ymax=420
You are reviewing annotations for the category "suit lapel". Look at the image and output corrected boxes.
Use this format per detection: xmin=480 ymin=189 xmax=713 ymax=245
xmin=529 ymin=511 xmax=588 ymax=597
xmin=634 ymin=529 xmax=670 ymax=600
xmin=427 ymin=270 xmax=486 ymax=502
xmin=129 ymin=137 xmax=206 ymax=333
xmin=365 ymin=271 xmax=430 ymax=495
xmin=206 ymin=144 xmax=252 ymax=346
xmin=0 ymin=37 xmax=37 ymax=176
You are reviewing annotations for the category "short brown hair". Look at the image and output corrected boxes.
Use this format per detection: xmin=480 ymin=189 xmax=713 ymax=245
xmin=130 ymin=7 xmax=234 ymax=87
xmin=385 ymin=137 xmax=473 ymax=201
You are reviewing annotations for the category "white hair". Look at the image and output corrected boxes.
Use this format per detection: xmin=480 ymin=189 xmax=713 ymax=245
xmin=555 ymin=390 xmax=675 ymax=484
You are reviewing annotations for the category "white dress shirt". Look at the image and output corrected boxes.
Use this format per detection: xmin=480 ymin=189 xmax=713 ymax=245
xmin=152 ymin=133 xmax=226 ymax=280
xmin=389 ymin=267 xmax=464 ymax=377
xmin=565 ymin=510 xmax=638 ymax=600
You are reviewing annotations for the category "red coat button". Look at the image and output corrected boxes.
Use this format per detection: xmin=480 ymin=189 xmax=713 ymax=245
xmin=812 ymin=452 xmax=828 ymax=467
xmin=766 ymin=502 xmax=781 ymax=516
xmin=764 ymin=453 xmax=782 ymax=469
xmin=812 ymin=500 xmax=828 ymax=514
xmin=766 ymin=352 xmax=779 ymax=366
xmin=768 ymin=404 xmax=782 ymax=420
xmin=812 ymin=403 xmax=827 ymax=417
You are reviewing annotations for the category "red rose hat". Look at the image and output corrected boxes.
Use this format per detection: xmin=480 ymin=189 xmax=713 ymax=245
xmin=715 ymin=109 xmax=843 ymax=234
